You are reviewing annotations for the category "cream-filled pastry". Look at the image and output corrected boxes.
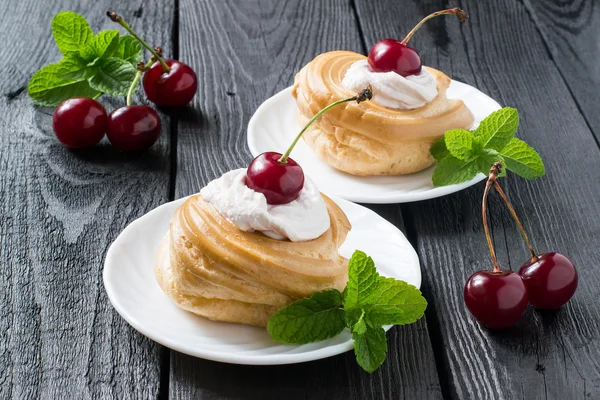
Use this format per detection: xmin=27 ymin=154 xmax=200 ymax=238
xmin=292 ymin=9 xmax=473 ymax=176
xmin=155 ymin=171 xmax=351 ymax=327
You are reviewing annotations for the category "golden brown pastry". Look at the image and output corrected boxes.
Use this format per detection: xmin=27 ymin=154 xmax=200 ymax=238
xmin=292 ymin=51 xmax=474 ymax=176
xmin=155 ymin=194 xmax=351 ymax=327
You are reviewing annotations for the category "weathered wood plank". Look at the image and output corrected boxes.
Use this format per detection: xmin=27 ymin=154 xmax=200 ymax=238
xmin=0 ymin=1 xmax=175 ymax=398
xmin=354 ymin=0 xmax=600 ymax=398
xmin=172 ymin=0 xmax=441 ymax=399
xmin=523 ymin=0 xmax=600 ymax=143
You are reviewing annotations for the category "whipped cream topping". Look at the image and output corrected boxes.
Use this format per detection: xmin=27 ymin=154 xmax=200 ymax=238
xmin=200 ymin=168 xmax=330 ymax=242
xmin=342 ymin=59 xmax=438 ymax=110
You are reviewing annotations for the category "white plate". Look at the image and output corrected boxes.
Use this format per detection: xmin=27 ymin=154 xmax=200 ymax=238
xmin=103 ymin=195 xmax=420 ymax=365
xmin=247 ymin=82 xmax=502 ymax=204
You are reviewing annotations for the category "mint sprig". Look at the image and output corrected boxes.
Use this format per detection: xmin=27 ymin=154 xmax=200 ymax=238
xmin=28 ymin=11 xmax=143 ymax=106
xmin=267 ymin=250 xmax=427 ymax=373
xmin=431 ymin=107 xmax=544 ymax=186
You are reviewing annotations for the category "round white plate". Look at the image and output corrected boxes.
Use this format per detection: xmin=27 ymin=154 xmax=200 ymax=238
xmin=103 ymin=195 xmax=420 ymax=365
xmin=247 ymin=81 xmax=502 ymax=204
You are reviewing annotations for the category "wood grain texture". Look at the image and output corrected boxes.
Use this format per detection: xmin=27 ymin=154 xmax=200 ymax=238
xmin=0 ymin=1 xmax=175 ymax=398
xmin=172 ymin=1 xmax=441 ymax=399
xmin=522 ymin=0 xmax=600 ymax=143
xmin=354 ymin=0 xmax=600 ymax=398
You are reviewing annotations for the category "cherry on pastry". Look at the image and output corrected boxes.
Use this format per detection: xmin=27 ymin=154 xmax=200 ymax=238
xmin=107 ymin=11 xmax=198 ymax=108
xmin=246 ymin=86 xmax=373 ymax=205
xmin=463 ymin=163 xmax=528 ymax=329
xmin=52 ymin=97 xmax=107 ymax=148
xmin=489 ymin=171 xmax=578 ymax=309
xmin=368 ymin=8 xmax=468 ymax=77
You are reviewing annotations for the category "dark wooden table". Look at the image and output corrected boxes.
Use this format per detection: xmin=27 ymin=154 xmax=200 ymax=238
xmin=2 ymin=0 xmax=599 ymax=399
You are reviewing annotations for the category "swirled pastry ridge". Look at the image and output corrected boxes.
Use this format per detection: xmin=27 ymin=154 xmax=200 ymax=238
xmin=155 ymin=194 xmax=351 ymax=327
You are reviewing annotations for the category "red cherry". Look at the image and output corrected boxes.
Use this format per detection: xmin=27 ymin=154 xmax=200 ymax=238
xmin=518 ymin=252 xmax=577 ymax=309
xmin=106 ymin=106 xmax=161 ymax=151
xmin=246 ymin=152 xmax=304 ymax=205
xmin=368 ymin=39 xmax=422 ymax=77
xmin=143 ymin=60 xmax=198 ymax=107
xmin=464 ymin=270 xmax=528 ymax=329
xmin=52 ymin=98 xmax=107 ymax=148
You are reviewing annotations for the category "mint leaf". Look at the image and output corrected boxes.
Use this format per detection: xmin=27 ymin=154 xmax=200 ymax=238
xmin=51 ymin=11 xmax=93 ymax=55
xmin=352 ymin=310 xmax=367 ymax=334
xmin=88 ymin=57 xmax=137 ymax=96
xmin=432 ymin=156 xmax=478 ymax=187
xmin=498 ymin=138 xmax=545 ymax=179
xmin=267 ymin=289 xmax=345 ymax=344
xmin=115 ymin=36 xmax=143 ymax=65
xmin=344 ymin=250 xmax=378 ymax=309
xmin=353 ymin=326 xmax=387 ymax=373
xmin=430 ymin=137 xmax=449 ymax=161
xmin=28 ymin=64 xmax=100 ymax=106
xmin=444 ymin=129 xmax=474 ymax=160
xmin=80 ymin=30 xmax=120 ymax=62
xmin=474 ymin=149 xmax=506 ymax=177
xmin=474 ymin=107 xmax=519 ymax=151
xmin=363 ymin=278 xmax=427 ymax=326
xmin=58 ymin=54 xmax=92 ymax=81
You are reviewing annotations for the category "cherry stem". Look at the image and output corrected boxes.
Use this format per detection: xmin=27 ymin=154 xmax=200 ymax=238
xmin=401 ymin=8 xmax=468 ymax=45
xmin=278 ymin=85 xmax=373 ymax=164
xmin=92 ymin=93 xmax=102 ymax=101
xmin=482 ymin=164 xmax=501 ymax=273
xmin=126 ymin=60 xmax=155 ymax=106
xmin=107 ymin=11 xmax=171 ymax=73
xmin=492 ymin=180 xmax=538 ymax=261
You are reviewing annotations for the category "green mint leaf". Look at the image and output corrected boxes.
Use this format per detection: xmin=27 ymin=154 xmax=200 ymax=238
xmin=115 ymin=36 xmax=143 ymax=65
xmin=363 ymin=278 xmax=427 ymax=326
xmin=444 ymin=129 xmax=474 ymax=160
xmin=353 ymin=325 xmax=387 ymax=373
xmin=58 ymin=54 xmax=93 ymax=81
xmin=80 ymin=30 xmax=120 ymax=62
xmin=344 ymin=250 xmax=378 ymax=310
xmin=51 ymin=11 xmax=93 ymax=55
xmin=474 ymin=150 xmax=506 ymax=177
xmin=430 ymin=137 xmax=449 ymax=161
xmin=28 ymin=63 xmax=100 ymax=106
xmin=345 ymin=307 xmax=363 ymax=329
xmin=267 ymin=289 xmax=345 ymax=344
xmin=353 ymin=310 xmax=368 ymax=335
xmin=432 ymin=155 xmax=478 ymax=187
xmin=498 ymin=138 xmax=545 ymax=179
xmin=474 ymin=107 xmax=519 ymax=151
xmin=88 ymin=57 xmax=137 ymax=96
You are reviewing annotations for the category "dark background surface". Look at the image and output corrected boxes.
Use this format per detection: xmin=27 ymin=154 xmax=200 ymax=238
xmin=1 ymin=0 xmax=599 ymax=399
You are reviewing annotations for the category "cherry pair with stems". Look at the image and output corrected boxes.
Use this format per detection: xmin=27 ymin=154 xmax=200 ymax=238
xmin=464 ymin=162 xmax=577 ymax=329
xmin=52 ymin=12 xmax=198 ymax=150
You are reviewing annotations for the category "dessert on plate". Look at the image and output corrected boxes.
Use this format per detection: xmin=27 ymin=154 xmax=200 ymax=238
xmin=155 ymin=88 xmax=371 ymax=327
xmin=154 ymin=172 xmax=350 ymax=327
xmin=292 ymin=8 xmax=474 ymax=176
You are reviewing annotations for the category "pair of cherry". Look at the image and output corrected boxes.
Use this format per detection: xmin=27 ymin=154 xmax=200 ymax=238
xmin=52 ymin=12 xmax=198 ymax=151
xmin=464 ymin=163 xmax=577 ymax=329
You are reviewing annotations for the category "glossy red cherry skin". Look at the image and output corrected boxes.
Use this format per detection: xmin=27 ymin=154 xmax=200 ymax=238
xmin=52 ymin=98 xmax=107 ymax=148
xmin=106 ymin=106 xmax=161 ymax=151
xmin=368 ymin=39 xmax=422 ymax=77
xmin=143 ymin=60 xmax=198 ymax=107
xmin=518 ymin=252 xmax=577 ymax=309
xmin=246 ymin=152 xmax=304 ymax=205
xmin=464 ymin=270 xmax=528 ymax=329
